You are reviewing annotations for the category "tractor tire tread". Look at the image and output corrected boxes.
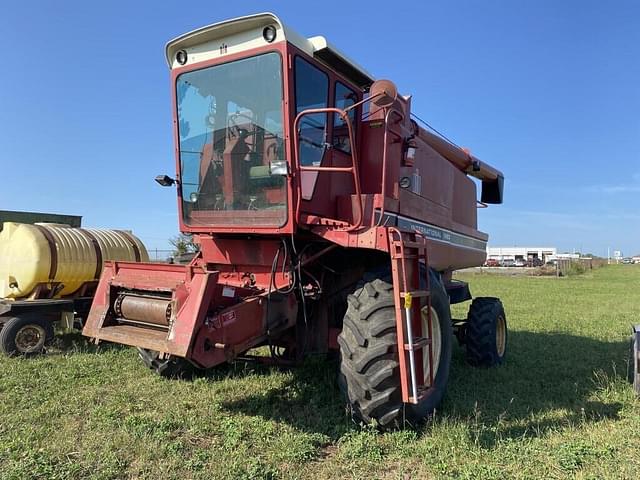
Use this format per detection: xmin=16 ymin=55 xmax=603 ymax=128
xmin=339 ymin=268 xmax=453 ymax=429
xmin=465 ymin=297 xmax=506 ymax=367
xmin=338 ymin=277 xmax=403 ymax=427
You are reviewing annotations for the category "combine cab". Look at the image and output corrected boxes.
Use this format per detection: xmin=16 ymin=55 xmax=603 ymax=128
xmin=83 ymin=13 xmax=507 ymax=428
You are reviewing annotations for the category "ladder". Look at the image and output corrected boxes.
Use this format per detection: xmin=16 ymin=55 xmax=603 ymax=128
xmin=388 ymin=227 xmax=434 ymax=404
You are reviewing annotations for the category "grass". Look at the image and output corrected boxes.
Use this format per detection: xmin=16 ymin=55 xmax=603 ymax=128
xmin=1 ymin=265 xmax=639 ymax=479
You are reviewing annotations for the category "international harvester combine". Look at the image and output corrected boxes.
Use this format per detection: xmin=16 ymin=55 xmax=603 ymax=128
xmin=83 ymin=13 xmax=507 ymax=428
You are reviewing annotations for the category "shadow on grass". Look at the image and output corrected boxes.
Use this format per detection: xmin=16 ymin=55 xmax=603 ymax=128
xmin=201 ymin=355 xmax=354 ymax=439
xmin=47 ymin=331 xmax=128 ymax=355
xmin=218 ymin=331 xmax=628 ymax=444
xmin=43 ymin=330 xmax=628 ymax=445
xmin=442 ymin=331 xmax=627 ymax=447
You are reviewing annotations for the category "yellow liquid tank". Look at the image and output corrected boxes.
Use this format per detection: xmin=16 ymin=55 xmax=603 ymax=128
xmin=0 ymin=222 xmax=149 ymax=299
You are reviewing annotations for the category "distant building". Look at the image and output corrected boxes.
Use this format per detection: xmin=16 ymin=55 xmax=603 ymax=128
xmin=486 ymin=246 xmax=557 ymax=262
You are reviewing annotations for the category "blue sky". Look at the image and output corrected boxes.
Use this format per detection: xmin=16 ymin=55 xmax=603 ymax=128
xmin=1 ymin=1 xmax=638 ymax=256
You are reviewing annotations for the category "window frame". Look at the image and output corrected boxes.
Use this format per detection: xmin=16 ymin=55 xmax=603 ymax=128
xmin=292 ymin=55 xmax=331 ymax=167
xmin=332 ymin=80 xmax=359 ymax=154
xmin=174 ymin=50 xmax=289 ymax=229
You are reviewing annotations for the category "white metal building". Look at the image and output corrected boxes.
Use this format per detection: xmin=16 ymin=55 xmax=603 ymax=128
xmin=486 ymin=246 xmax=557 ymax=262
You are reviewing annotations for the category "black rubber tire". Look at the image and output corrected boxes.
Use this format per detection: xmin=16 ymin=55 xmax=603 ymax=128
xmin=465 ymin=297 xmax=507 ymax=367
xmin=338 ymin=270 xmax=453 ymax=429
xmin=627 ymin=336 xmax=635 ymax=385
xmin=137 ymin=348 xmax=190 ymax=378
xmin=0 ymin=316 xmax=54 ymax=356
xmin=628 ymin=330 xmax=639 ymax=394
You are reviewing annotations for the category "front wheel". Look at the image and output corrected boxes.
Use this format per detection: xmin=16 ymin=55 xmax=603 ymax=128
xmin=0 ymin=316 xmax=54 ymax=356
xmin=338 ymin=270 xmax=453 ymax=429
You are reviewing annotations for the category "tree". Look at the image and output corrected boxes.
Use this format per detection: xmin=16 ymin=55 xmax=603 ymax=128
xmin=169 ymin=233 xmax=198 ymax=256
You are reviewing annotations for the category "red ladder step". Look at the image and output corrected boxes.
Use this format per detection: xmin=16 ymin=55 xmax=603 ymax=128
xmin=400 ymin=290 xmax=430 ymax=298
xmin=408 ymin=387 xmax=428 ymax=404
xmin=404 ymin=336 xmax=431 ymax=351
xmin=398 ymin=240 xmax=427 ymax=249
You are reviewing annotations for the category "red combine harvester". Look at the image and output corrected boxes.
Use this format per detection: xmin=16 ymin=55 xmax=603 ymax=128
xmin=83 ymin=13 xmax=507 ymax=428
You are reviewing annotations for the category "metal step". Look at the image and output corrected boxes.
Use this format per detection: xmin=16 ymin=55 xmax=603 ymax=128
xmin=404 ymin=336 xmax=431 ymax=351
xmin=400 ymin=290 xmax=430 ymax=298
xmin=397 ymin=240 xmax=427 ymax=250
xmin=408 ymin=387 xmax=428 ymax=404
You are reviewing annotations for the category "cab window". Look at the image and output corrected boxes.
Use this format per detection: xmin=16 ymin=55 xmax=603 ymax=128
xmin=333 ymin=82 xmax=358 ymax=154
xmin=294 ymin=57 xmax=329 ymax=166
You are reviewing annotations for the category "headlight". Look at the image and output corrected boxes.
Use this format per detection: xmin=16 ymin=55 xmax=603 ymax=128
xmin=176 ymin=50 xmax=188 ymax=65
xmin=263 ymin=26 xmax=277 ymax=43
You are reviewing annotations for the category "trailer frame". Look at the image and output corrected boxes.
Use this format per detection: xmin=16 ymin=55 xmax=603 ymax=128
xmin=0 ymin=296 xmax=93 ymax=355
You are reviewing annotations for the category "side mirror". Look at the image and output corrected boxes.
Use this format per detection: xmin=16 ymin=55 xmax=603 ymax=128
xmin=155 ymin=174 xmax=176 ymax=187
xmin=370 ymin=79 xmax=398 ymax=108
xmin=481 ymin=174 xmax=504 ymax=204
xmin=269 ymin=161 xmax=289 ymax=176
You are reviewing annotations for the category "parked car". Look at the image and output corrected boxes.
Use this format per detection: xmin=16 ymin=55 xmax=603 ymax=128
xmin=501 ymin=259 xmax=516 ymax=267
xmin=514 ymin=259 xmax=527 ymax=267
xmin=622 ymin=257 xmax=633 ymax=264
xmin=528 ymin=258 xmax=544 ymax=267
xmin=484 ymin=258 xmax=500 ymax=267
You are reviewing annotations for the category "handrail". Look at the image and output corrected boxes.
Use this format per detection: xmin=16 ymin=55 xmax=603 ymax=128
xmin=293 ymin=107 xmax=364 ymax=231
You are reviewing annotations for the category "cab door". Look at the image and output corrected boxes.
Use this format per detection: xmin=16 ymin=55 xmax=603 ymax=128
xmin=293 ymin=56 xmax=360 ymax=220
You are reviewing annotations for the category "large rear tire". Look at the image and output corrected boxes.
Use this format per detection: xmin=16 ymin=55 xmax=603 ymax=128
xmin=338 ymin=270 xmax=453 ymax=429
xmin=465 ymin=297 xmax=507 ymax=367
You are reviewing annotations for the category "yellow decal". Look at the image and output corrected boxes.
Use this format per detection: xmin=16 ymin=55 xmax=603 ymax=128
xmin=404 ymin=292 xmax=412 ymax=309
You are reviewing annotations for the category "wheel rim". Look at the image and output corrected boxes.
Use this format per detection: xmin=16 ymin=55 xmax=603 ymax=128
xmin=421 ymin=306 xmax=442 ymax=385
xmin=496 ymin=314 xmax=507 ymax=357
xmin=15 ymin=325 xmax=46 ymax=353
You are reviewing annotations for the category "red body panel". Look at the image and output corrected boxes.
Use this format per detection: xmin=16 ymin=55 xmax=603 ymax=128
xmin=83 ymin=261 xmax=217 ymax=358
xmin=83 ymin=259 xmax=297 ymax=368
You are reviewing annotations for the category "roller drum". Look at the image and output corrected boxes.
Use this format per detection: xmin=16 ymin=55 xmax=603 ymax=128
xmin=114 ymin=294 xmax=172 ymax=327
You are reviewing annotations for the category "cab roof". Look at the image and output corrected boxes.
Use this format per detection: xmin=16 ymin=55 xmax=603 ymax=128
xmin=165 ymin=12 xmax=375 ymax=89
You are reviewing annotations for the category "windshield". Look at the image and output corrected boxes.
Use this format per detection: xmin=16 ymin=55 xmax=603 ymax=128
xmin=176 ymin=52 xmax=287 ymax=227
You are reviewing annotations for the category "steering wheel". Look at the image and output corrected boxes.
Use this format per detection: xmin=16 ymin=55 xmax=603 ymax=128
xmin=227 ymin=112 xmax=254 ymax=140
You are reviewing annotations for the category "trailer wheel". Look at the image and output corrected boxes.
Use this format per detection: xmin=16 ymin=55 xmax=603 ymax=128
xmin=137 ymin=348 xmax=190 ymax=378
xmin=0 ymin=316 xmax=53 ymax=356
xmin=338 ymin=270 xmax=453 ymax=429
xmin=465 ymin=297 xmax=507 ymax=367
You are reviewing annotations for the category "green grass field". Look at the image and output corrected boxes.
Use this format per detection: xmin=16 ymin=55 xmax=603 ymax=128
xmin=1 ymin=265 xmax=639 ymax=479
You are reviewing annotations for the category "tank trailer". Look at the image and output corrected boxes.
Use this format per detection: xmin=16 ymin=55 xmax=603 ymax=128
xmin=0 ymin=222 xmax=148 ymax=355
xmin=83 ymin=13 xmax=506 ymax=428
